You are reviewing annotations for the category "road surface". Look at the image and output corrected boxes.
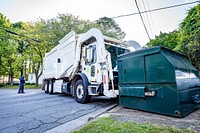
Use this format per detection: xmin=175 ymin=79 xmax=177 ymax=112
xmin=0 ymin=89 xmax=116 ymax=133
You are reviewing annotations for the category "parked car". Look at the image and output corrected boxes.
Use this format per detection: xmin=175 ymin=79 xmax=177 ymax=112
xmin=5 ymin=82 xmax=19 ymax=85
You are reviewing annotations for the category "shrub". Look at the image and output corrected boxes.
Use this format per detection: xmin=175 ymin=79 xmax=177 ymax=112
xmin=0 ymin=83 xmax=5 ymax=87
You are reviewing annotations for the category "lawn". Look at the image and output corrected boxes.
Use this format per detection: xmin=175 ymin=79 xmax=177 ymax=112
xmin=73 ymin=117 xmax=194 ymax=133
xmin=0 ymin=84 xmax=42 ymax=89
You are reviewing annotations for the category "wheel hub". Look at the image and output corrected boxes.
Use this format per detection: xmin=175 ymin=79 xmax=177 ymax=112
xmin=76 ymin=85 xmax=84 ymax=99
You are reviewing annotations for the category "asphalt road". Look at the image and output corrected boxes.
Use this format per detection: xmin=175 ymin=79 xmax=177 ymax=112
xmin=0 ymin=89 xmax=116 ymax=133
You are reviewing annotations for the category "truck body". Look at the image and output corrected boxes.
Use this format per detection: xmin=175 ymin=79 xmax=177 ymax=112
xmin=43 ymin=28 xmax=133 ymax=103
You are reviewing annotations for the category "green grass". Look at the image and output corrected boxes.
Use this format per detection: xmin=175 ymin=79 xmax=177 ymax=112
xmin=73 ymin=117 xmax=195 ymax=133
xmin=0 ymin=84 xmax=42 ymax=89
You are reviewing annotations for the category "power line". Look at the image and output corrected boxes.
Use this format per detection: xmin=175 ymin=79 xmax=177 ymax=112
xmin=135 ymin=0 xmax=151 ymax=40
xmin=137 ymin=0 xmax=153 ymax=38
xmin=141 ymin=0 xmax=154 ymax=38
xmin=112 ymin=1 xmax=199 ymax=19
xmin=137 ymin=0 xmax=152 ymax=37
xmin=0 ymin=27 xmax=41 ymax=43
xmin=146 ymin=0 xmax=156 ymax=37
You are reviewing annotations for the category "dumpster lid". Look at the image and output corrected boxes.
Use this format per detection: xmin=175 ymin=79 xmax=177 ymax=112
xmin=118 ymin=46 xmax=197 ymax=71
xmin=118 ymin=46 xmax=185 ymax=58
xmin=161 ymin=48 xmax=196 ymax=71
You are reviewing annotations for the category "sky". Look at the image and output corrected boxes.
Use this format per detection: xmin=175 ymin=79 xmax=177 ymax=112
xmin=0 ymin=0 xmax=198 ymax=46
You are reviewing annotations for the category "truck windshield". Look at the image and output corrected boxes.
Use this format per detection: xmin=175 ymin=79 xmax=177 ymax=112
xmin=105 ymin=44 xmax=129 ymax=69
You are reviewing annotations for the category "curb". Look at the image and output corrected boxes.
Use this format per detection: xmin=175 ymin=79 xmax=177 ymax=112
xmin=44 ymin=103 xmax=117 ymax=133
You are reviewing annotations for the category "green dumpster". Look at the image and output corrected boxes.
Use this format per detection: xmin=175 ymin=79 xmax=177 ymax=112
xmin=118 ymin=46 xmax=200 ymax=117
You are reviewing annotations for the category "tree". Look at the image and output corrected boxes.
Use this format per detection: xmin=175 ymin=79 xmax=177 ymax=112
xmin=44 ymin=14 xmax=79 ymax=46
xmin=36 ymin=14 xmax=126 ymax=52
xmin=44 ymin=14 xmax=126 ymax=45
xmin=0 ymin=13 xmax=20 ymax=83
xmin=176 ymin=3 xmax=200 ymax=71
xmin=146 ymin=30 xmax=179 ymax=49
xmin=95 ymin=17 xmax=126 ymax=39
xmin=21 ymin=21 xmax=50 ymax=86
xmin=0 ymin=13 xmax=10 ymax=78
xmin=12 ymin=21 xmax=28 ymax=78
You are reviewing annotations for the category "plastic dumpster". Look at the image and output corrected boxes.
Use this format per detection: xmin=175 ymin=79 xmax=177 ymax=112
xmin=118 ymin=46 xmax=200 ymax=117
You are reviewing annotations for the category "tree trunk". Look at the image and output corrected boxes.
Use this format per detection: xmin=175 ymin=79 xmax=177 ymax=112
xmin=11 ymin=74 xmax=13 ymax=84
xmin=8 ymin=75 xmax=11 ymax=83
xmin=20 ymin=68 xmax=23 ymax=77
xmin=8 ymin=59 xmax=14 ymax=84
xmin=35 ymin=74 xmax=39 ymax=86
xmin=10 ymin=74 xmax=14 ymax=83
xmin=34 ymin=62 xmax=43 ymax=87
xmin=24 ymin=63 xmax=26 ymax=78
xmin=34 ymin=68 xmax=39 ymax=86
xmin=35 ymin=69 xmax=43 ymax=86
xmin=8 ymin=74 xmax=14 ymax=84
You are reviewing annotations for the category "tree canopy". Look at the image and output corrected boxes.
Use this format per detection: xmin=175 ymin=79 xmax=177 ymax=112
xmin=0 ymin=13 xmax=21 ymax=83
xmin=146 ymin=30 xmax=179 ymax=49
xmin=176 ymin=3 xmax=200 ymax=71
xmin=96 ymin=17 xmax=126 ymax=39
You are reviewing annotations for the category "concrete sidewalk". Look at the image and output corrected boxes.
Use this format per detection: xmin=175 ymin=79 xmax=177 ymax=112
xmin=44 ymin=104 xmax=117 ymax=133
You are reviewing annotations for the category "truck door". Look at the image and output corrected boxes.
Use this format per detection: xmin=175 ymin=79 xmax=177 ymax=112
xmin=82 ymin=42 xmax=97 ymax=82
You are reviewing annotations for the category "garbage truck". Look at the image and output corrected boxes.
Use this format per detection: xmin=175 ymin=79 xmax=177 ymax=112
xmin=43 ymin=28 xmax=200 ymax=117
xmin=42 ymin=28 xmax=137 ymax=103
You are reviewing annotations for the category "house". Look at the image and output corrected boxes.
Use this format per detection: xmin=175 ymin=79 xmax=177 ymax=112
xmin=27 ymin=73 xmax=43 ymax=85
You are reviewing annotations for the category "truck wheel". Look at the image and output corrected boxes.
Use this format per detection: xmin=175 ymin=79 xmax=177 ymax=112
xmin=74 ymin=80 xmax=91 ymax=103
xmin=45 ymin=81 xmax=49 ymax=93
xmin=49 ymin=80 xmax=54 ymax=94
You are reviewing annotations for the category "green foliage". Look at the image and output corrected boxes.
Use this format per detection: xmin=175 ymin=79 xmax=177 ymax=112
xmin=0 ymin=83 xmax=4 ymax=87
xmin=176 ymin=3 xmax=200 ymax=71
xmin=73 ymin=117 xmax=194 ymax=133
xmin=0 ymin=13 xmax=11 ymax=76
xmin=21 ymin=21 xmax=50 ymax=86
xmin=0 ymin=13 xmax=11 ymax=27
xmin=44 ymin=14 xmax=125 ymax=46
xmin=45 ymin=14 xmax=80 ymax=45
xmin=146 ymin=30 xmax=179 ymax=49
xmin=96 ymin=17 xmax=126 ymax=39
xmin=0 ymin=13 xmax=21 ymax=81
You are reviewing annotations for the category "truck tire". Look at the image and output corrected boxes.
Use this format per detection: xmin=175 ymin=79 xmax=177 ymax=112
xmin=45 ymin=81 xmax=49 ymax=93
xmin=49 ymin=80 xmax=54 ymax=94
xmin=74 ymin=80 xmax=91 ymax=103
